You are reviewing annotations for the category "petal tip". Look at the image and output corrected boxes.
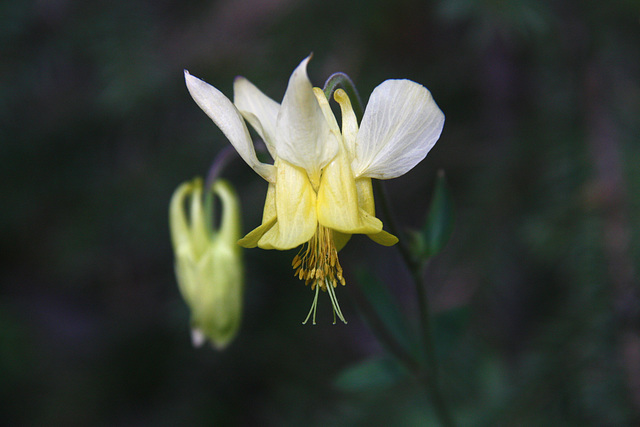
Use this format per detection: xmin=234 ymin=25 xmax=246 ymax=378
xmin=184 ymin=70 xmax=201 ymax=87
xmin=295 ymin=54 xmax=313 ymax=75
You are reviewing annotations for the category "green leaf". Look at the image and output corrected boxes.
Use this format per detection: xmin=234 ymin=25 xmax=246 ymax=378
xmin=334 ymin=357 xmax=406 ymax=392
xmin=421 ymin=170 xmax=455 ymax=258
xmin=355 ymin=269 xmax=418 ymax=357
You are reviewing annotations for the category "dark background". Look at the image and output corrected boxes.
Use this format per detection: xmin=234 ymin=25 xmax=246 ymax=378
xmin=2 ymin=0 xmax=639 ymax=425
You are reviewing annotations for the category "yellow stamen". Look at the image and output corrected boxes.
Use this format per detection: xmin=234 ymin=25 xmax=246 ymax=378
xmin=293 ymin=225 xmax=347 ymax=324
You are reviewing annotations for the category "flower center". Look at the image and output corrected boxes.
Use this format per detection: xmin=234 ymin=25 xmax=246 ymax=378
xmin=292 ymin=225 xmax=347 ymax=324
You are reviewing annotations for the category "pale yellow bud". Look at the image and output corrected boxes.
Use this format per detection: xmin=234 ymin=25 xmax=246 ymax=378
xmin=169 ymin=178 xmax=243 ymax=349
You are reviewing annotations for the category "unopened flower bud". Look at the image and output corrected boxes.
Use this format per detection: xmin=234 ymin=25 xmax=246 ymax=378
xmin=169 ymin=178 xmax=243 ymax=349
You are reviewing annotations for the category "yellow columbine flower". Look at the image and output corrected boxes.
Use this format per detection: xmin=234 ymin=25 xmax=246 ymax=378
xmin=170 ymin=178 xmax=243 ymax=348
xmin=184 ymin=56 xmax=444 ymax=323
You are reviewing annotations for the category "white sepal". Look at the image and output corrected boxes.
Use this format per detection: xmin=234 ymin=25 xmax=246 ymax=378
xmin=184 ymin=70 xmax=275 ymax=183
xmin=275 ymin=56 xmax=338 ymax=185
xmin=353 ymin=79 xmax=444 ymax=180
xmin=233 ymin=76 xmax=280 ymax=158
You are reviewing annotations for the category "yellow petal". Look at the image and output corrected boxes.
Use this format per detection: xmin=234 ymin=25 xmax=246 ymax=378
xmin=368 ymin=229 xmax=399 ymax=246
xmin=317 ymin=147 xmax=382 ymax=235
xmin=258 ymin=159 xmax=318 ymax=250
xmin=355 ymin=178 xmax=399 ymax=246
xmin=261 ymin=181 xmax=276 ymax=221
xmin=313 ymin=87 xmax=341 ymax=136
xmin=333 ymin=89 xmax=358 ymax=160
xmin=238 ymin=217 xmax=276 ymax=248
xmin=355 ymin=177 xmax=376 ymax=216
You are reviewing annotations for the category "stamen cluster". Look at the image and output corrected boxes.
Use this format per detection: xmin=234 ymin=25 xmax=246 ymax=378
xmin=292 ymin=225 xmax=347 ymax=324
xmin=292 ymin=226 xmax=345 ymax=290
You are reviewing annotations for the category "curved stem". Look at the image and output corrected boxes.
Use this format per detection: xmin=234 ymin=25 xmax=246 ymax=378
xmin=374 ymin=180 xmax=456 ymax=427
xmin=326 ymin=72 xmax=456 ymax=426
xmin=201 ymin=146 xmax=239 ymax=236
xmin=323 ymin=72 xmax=364 ymax=122
xmin=347 ymin=278 xmax=423 ymax=375
xmin=205 ymin=145 xmax=237 ymax=191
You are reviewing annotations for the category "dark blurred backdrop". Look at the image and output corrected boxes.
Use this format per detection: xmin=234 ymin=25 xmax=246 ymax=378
xmin=2 ymin=0 xmax=639 ymax=425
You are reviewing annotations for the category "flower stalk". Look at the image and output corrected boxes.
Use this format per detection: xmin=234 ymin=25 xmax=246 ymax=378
xmin=325 ymin=77 xmax=456 ymax=427
xmin=323 ymin=72 xmax=364 ymax=122
xmin=375 ymin=180 xmax=455 ymax=427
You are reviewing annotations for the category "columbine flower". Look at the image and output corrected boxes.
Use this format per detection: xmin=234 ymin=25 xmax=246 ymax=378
xmin=170 ymin=178 xmax=243 ymax=348
xmin=184 ymin=56 xmax=444 ymax=323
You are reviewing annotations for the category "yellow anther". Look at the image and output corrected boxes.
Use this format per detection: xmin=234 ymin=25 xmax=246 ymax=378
xmin=292 ymin=255 xmax=302 ymax=269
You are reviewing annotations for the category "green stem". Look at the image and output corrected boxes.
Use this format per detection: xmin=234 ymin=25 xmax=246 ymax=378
xmin=323 ymin=72 xmax=364 ymax=122
xmin=347 ymin=278 xmax=423 ymax=375
xmin=200 ymin=146 xmax=238 ymax=236
xmin=374 ymin=180 xmax=455 ymax=427
xmin=324 ymin=74 xmax=456 ymax=427
xmin=204 ymin=145 xmax=237 ymax=191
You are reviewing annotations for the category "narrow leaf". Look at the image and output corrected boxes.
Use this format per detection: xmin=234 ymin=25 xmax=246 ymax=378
xmin=422 ymin=170 xmax=454 ymax=258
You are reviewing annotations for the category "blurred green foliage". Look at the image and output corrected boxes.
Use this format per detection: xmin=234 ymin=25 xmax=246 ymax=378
xmin=418 ymin=170 xmax=455 ymax=260
xmin=1 ymin=0 xmax=639 ymax=425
